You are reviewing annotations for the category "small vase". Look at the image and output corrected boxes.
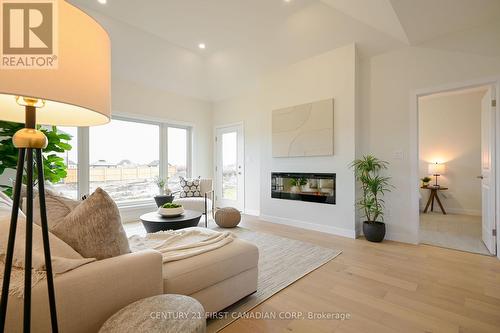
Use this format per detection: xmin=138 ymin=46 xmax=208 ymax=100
xmin=159 ymin=187 xmax=165 ymax=196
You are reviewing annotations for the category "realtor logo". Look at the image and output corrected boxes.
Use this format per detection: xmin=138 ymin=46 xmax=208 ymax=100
xmin=1 ymin=0 xmax=58 ymax=69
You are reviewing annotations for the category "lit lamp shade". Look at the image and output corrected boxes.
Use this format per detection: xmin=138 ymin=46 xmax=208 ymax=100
xmin=428 ymin=163 xmax=446 ymax=176
xmin=0 ymin=0 xmax=111 ymax=126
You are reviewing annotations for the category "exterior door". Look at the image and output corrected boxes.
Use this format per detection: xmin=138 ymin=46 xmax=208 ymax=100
xmin=215 ymin=125 xmax=244 ymax=210
xmin=481 ymin=86 xmax=497 ymax=255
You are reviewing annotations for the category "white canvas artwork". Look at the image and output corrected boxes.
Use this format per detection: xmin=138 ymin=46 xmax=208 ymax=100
xmin=272 ymin=99 xmax=334 ymax=157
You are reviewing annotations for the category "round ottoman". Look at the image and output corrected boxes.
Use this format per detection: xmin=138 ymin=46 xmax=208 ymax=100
xmin=214 ymin=207 xmax=241 ymax=228
xmin=99 ymin=294 xmax=205 ymax=333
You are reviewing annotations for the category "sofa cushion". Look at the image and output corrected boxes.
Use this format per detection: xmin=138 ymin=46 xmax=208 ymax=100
xmin=162 ymin=238 xmax=258 ymax=295
xmin=173 ymin=197 xmax=212 ymax=213
xmin=49 ymin=188 xmax=131 ymax=260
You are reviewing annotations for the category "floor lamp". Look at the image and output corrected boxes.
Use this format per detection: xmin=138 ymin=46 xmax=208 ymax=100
xmin=0 ymin=1 xmax=111 ymax=332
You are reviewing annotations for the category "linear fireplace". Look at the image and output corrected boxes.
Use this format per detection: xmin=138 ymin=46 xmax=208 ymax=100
xmin=271 ymin=172 xmax=336 ymax=205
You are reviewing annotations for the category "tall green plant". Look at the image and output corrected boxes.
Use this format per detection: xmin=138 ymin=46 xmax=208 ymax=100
xmin=0 ymin=121 xmax=73 ymax=197
xmin=351 ymin=155 xmax=392 ymax=223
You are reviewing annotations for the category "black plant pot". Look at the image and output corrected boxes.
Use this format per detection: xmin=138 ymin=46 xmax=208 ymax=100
xmin=363 ymin=221 xmax=386 ymax=242
xmin=154 ymin=195 xmax=174 ymax=207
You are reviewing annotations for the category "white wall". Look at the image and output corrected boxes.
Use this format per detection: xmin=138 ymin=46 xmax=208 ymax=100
xmin=358 ymin=21 xmax=500 ymax=243
xmin=0 ymin=78 xmax=213 ymax=186
xmin=111 ymin=78 xmax=213 ymax=179
xmin=214 ymin=44 xmax=357 ymax=237
xmin=212 ymin=92 xmax=261 ymax=215
xmin=1 ymin=8 xmax=215 ymax=192
xmin=418 ymin=90 xmax=484 ymax=216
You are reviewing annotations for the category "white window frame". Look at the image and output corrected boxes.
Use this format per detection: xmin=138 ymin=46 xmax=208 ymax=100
xmin=73 ymin=116 xmax=192 ymax=208
xmin=166 ymin=124 xmax=193 ymax=180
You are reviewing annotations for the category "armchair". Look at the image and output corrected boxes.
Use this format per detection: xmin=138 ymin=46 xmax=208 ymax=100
xmin=173 ymin=178 xmax=214 ymax=227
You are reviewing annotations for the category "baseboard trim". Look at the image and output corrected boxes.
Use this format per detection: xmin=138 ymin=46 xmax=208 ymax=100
xmin=259 ymin=214 xmax=355 ymax=239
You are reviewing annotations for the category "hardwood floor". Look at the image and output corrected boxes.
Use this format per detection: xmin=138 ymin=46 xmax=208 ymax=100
xmin=218 ymin=216 xmax=500 ymax=333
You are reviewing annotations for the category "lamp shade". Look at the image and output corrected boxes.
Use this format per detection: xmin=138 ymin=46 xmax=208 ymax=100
xmin=428 ymin=163 xmax=446 ymax=175
xmin=0 ymin=0 xmax=111 ymax=126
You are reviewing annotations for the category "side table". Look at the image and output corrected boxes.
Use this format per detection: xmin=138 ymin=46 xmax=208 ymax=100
xmin=422 ymin=186 xmax=448 ymax=215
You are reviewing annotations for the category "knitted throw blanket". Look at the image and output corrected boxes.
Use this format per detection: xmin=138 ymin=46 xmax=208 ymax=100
xmin=128 ymin=227 xmax=234 ymax=262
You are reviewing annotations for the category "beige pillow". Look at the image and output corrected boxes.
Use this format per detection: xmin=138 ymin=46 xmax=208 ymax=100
xmin=48 ymin=188 xmax=131 ymax=260
xmin=33 ymin=191 xmax=81 ymax=229
xmin=0 ymin=196 xmax=95 ymax=273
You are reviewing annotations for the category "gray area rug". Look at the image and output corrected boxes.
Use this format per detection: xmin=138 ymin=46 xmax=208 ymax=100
xmin=207 ymin=227 xmax=342 ymax=333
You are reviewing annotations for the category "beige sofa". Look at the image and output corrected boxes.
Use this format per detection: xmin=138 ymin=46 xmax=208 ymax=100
xmin=5 ymin=234 xmax=259 ymax=332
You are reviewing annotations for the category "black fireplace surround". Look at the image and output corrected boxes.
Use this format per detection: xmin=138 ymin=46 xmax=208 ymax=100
xmin=271 ymin=172 xmax=336 ymax=205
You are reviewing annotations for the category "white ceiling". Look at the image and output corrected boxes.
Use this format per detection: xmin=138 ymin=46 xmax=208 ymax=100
xmin=69 ymin=0 xmax=500 ymax=101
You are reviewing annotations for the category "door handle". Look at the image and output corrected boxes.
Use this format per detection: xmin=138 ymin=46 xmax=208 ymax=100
xmin=477 ymin=175 xmax=484 ymax=179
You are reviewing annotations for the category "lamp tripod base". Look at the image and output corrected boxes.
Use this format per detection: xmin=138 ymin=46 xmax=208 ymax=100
xmin=0 ymin=124 xmax=58 ymax=332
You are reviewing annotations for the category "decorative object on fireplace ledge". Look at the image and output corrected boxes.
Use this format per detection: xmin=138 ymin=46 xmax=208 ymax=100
xmin=289 ymin=177 xmax=307 ymax=193
xmin=272 ymin=99 xmax=334 ymax=157
xmin=271 ymin=173 xmax=335 ymax=204
xmin=351 ymin=155 xmax=392 ymax=242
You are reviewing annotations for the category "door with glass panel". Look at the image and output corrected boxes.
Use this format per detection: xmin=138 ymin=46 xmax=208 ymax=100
xmin=215 ymin=125 xmax=244 ymax=210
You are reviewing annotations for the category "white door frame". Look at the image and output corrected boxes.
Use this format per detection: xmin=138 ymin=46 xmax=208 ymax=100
xmin=213 ymin=122 xmax=245 ymax=210
xmin=410 ymin=76 xmax=500 ymax=259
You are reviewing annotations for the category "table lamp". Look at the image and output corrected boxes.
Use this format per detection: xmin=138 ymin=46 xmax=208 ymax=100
xmin=0 ymin=1 xmax=110 ymax=332
xmin=428 ymin=162 xmax=446 ymax=187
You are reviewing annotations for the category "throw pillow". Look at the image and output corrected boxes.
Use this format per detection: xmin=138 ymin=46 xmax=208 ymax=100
xmin=0 ymin=214 xmax=95 ymax=273
xmin=49 ymin=188 xmax=131 ymax=260
xmin=179 ymin=177 xmax=201 ymax=198
xmin=33 ymin=191 xmax=81 ymax=229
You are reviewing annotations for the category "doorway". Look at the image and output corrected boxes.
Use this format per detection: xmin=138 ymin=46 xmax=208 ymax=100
xmin=215 ymin=124 xmax=245 ymax=211
xmin=418 ymin=85 xmax=496 ymax=256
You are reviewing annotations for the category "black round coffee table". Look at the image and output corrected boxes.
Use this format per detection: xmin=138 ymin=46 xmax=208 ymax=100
xmin=140 ymin=210 xmax=202 ymax=233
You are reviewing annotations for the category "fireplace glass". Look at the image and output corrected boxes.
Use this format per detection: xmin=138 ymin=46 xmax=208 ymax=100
xmin=271 ymin=172 xmax=336 ymax=204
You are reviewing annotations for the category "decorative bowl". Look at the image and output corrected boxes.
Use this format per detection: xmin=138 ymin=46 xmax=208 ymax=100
xmin=158 ymin=206 xmax=184 ymax=217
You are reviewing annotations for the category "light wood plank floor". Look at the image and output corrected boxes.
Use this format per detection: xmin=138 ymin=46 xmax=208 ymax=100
xmin=215 ymin=216 xmax=500 ymax=333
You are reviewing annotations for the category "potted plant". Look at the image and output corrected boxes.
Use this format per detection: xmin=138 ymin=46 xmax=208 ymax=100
xmin=351 ymin=155 xmax=392 ymax=242
xmin=153 ymin=177 xmax=174 ymax=207
xmin=289 ymin=178 xmax=307 ymax=193
xmin=0 ymin=121 xmax=73 ymax=197
xmin=154 ymin=176 xmax=166 ymax=195
xmin=421 ymin=176 xmax=431 ymax=187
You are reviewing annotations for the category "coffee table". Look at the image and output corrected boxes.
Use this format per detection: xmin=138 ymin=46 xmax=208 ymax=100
xmin=140 ymin=210 xmax=202 ymax=233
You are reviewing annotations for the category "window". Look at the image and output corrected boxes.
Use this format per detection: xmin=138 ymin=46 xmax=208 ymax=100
xmin=167 ymin=127 xmax=189 ymax=191
xmin=45 ymin=117 xmax=192 ymax=206
xmin=51 ymin=126 xmax=78 ymax=199
xmin=89 ymin=119 xmax=160 ymax=204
